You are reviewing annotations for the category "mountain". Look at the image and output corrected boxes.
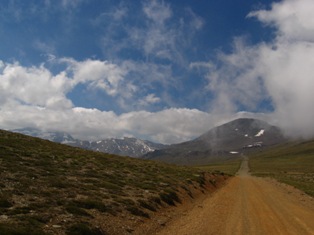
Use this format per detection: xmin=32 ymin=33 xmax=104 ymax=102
xmin=70 ymin=137 xmax=167 ymax=157
xmin=12 ymin=128 xmax=166 ymax=157
xmin=143 ymin=118 xmax=288 ymax=165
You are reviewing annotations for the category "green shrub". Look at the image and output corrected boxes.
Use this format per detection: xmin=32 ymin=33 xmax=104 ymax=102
xmin=159 ymin=190 xmax=181 ymax=206
xmin=66 ymin=223 xmax=104 ymax=235
xmin=126 ymin=206 xmax=149 ymax=218
xmin=0 ymin=198 xmax=13 ymax=208
xmin=73 ymin=199 xmax=112 ymax=214
xmin=138 ymin=199 xmax=156 ymax=212
xmin=0 ymin=223 xmax=46 ymax=235
xmin=150 ymin=196 xmax=162 ymax=205
xmin=115 ymin=198 xmax=135 ymax=206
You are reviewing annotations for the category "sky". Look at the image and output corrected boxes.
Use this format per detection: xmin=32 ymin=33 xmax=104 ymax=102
xmin=1 ymin=0 xmax=314 ymax=144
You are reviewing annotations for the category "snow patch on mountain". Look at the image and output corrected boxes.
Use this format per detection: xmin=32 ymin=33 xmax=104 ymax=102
xmin=229 ymin=151 xmax=239 ymax=154
xmin=255 ymin=129 xmax=265 ymax=137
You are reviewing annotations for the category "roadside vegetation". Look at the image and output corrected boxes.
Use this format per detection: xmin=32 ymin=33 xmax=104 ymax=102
xmin=0 ymin=130 xmax=227 ymax=235
xmin=249 ymin=140 xmax=314 ymax=196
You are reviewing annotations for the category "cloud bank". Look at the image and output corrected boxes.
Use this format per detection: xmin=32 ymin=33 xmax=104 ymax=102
xmin=202 ymin=0 xmax=314 ymax=139
xmin=0 ymin=58 xmax=219 ymax=144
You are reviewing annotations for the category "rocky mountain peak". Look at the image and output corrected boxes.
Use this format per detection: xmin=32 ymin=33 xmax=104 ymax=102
xmin=143 ymin=118 xmax=288 ymax=165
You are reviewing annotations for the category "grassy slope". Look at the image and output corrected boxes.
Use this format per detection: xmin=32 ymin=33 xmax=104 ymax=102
xmin=0 ymin=130 xmax=226 ymax=235
xmin=196 ymin=158 xmax=242 ymax=176
xmin=249 ymin=140 xmax=314 ymax=196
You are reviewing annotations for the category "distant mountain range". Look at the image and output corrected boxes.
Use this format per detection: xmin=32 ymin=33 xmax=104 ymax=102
xmin=12 ymin=128 xmax=167 ymax=158
xmin=12 ymin=118 xmax=288 ymax=163
xmin=143 ymin=118 xmax=288 ymax=165
xmin=68 ymin=138 xmax=167 ymax=158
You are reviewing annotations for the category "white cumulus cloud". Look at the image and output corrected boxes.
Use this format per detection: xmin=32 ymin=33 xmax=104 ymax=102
xmin=0 ymin=61 xmax=72 ymax=109
xmin=61 ymin=58 xmax=127 ymax=96
xmin=248 ymin=0 xmax=314 ymax=42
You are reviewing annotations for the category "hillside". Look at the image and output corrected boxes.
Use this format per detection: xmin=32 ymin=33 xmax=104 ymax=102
xmin=249 ymin=139 xmax=314 ymax=196
xmin=144 ymin=118 xmax=287 ymax=165
xmin=0 ymin=130 xmax=227 ymax=235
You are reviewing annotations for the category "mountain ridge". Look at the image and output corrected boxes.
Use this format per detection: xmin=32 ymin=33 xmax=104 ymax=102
xmin=70 ymin=137 xmax=167 ymax=157
xmin=12 ymin=127 xmax=167 ymax=157
xmin=143 ymin=118 xmax=288 ymax=165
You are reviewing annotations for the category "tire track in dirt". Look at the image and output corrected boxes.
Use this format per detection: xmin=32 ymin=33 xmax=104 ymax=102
xmin=154 ymin=157 xmax=314 ymax=235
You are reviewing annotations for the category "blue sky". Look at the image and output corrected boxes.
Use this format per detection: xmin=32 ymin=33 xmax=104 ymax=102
xmin=1 ymin=0 xmax=314 ymax=143
xmin=1 ymin=0 xmax=273 ymax=114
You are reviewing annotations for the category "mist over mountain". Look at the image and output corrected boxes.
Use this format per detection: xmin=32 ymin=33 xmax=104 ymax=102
xmin=12 ymin=128 xmax=76 ymax=144
xmin=143 ymin=118 xmax=288 ymax=165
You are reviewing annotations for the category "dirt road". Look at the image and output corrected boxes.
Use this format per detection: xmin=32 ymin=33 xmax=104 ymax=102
xmin=155 ymin=158 xmax=314 ymax=235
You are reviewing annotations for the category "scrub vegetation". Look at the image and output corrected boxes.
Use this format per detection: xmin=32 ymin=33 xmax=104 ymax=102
xmin=249 ymin=140 xmax=314 ymax=196
xmin=0 ymin=130 xmax=226 ymax=235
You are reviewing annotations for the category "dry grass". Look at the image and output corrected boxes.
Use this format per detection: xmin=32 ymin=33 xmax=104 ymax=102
xmin=196 ymin=158 xmax=242 ymax=176
xmin=249 ymin=140 xmax=314 ymax=196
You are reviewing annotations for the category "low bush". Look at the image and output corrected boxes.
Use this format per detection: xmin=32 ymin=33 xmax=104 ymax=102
xmin=0 ymin=223 xmax=46 ymax=235
xmin=66 ymin=223 xmax=104 ymax=235
xmin=138 ymin=199 xmax=156 ymax=212
xmin=126 ymin=206 xmax=149 ymax=218
xmin=66 ymin=205 xmax=93 ymax=217
xmin=0 ymin=198 xmax=13 ymax=208
xmin=159 ymin=190 xmax=181 ymax=206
